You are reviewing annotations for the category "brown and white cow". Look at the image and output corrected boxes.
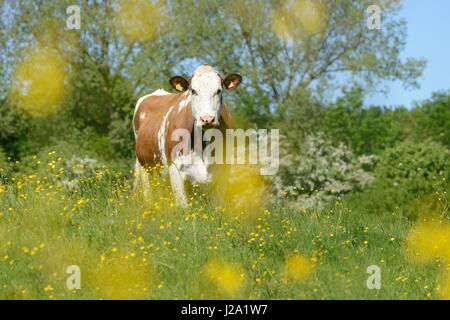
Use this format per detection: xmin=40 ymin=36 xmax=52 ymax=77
xmin=133 ymin=65 xmax=242 ymax=206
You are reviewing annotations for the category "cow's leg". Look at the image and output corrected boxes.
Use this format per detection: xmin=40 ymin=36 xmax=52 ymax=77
xmin=134 ymin=159 xmax=151 ymax=200
xmin=133 ymin=159 xmax=141 ymax=191
xmin=169 ymin=163 xmax=188 ymax=207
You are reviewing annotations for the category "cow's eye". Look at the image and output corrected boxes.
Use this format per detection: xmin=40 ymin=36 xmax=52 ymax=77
xmin=191 ymin=89 xmax=197 ymax=95
xmin=215 ymin=89 xmax=222 ymax=95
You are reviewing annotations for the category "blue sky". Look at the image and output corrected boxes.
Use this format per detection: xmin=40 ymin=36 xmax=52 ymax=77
xmin=366 ymin=0 xmax=450 ymax=108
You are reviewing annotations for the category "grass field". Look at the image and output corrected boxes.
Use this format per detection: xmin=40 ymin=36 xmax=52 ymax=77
xmin=0 ymin=151 xmax=449 ymax=300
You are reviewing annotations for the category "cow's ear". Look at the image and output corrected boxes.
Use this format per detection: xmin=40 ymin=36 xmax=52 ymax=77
xmin=222 ymin=74 xmax=242 ymax=90
xmin=169 ymin=76 xmax=190 ymax=92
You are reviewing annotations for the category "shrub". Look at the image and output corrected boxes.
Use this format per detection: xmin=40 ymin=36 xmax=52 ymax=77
xmin=415 ymin=91 xmax=450 ymax=147
xmin=343 ymin=140 xmax=450 ymax=218
xmin=108 ymin=115 xmax=135 ymax=160
xmin=0 ymin=99 xmax=28 ymax=155
xmin=0 ymin=148 xmax=11 ymax=179
xmin=376 ymin=140 xmax=450 ymax=195
xmin=272 ymin=133 xmax=377 ymax=210
xmin=321 ymin=87 xmax=413 ymax=155
xmin=16 ymin=140 xmax=129 ymax=189
xmin=57 ymin=156 xmax=104 ymax=191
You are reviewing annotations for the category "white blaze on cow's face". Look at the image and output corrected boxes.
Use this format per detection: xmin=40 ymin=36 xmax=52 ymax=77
xmin=189 ymin=66 xmax=223 ymax=127
xmin=169 ymin=65 xmax=242 ymax=127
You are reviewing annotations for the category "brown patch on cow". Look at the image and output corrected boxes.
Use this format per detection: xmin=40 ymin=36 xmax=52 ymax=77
xmin=135 ymin=91 xmax=235 ymax=168
xmin=135 ymin=92 xmax=190 ymax=166
xmin=219 ymin=104 xmax=234 ymax=130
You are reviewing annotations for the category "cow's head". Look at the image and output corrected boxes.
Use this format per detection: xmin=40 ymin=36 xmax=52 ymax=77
xmin=169 ymin=65 xmax=241 ymax=127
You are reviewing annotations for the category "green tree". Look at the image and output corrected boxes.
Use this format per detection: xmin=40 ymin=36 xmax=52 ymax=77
xmin=0 ymin=98 xmax=29 ymax=156
xmin=0 ymin=0 xmax=176 ymax=158
xmin=0 ymin=0 xmax=427 ymax=158
xmin=415 ymin=91 xmax=450 ymax=147
xmin=321 ymin=86 xmax=413 ymax=155
xmin=168 ymin=0 xmax=425 ymax=125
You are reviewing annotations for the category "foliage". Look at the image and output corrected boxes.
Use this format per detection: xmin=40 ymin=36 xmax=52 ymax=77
xmin=320 ymin=89 xmax=450 ymax=160
xmin=169 ymin=0 xmax=425 ymax=125
xmin=376 ymin=140 xmax=450 ymax=195
xmin=17 ymin=115 xmax=123 ymax=163
xmin=414 ymin=91 xmax=450 ymax=147
xmin=0 ymin=147 xmax=11 ymax=178
xmin=343 ymin=141 xmax=450 ymax=219
xmin=321 ymin=87 xmax=412 ymax=155
xmin=0 ymin=0 xmax=428 ymax=164
xmin=276 ymin=88 xmax=324 ymax=147
xmin=0 ymin=99 xmax=28 ymax=155
xmin=0 ymin=0 xmax=176 ymax=160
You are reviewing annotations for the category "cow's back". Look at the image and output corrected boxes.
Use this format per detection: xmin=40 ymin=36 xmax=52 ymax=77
xmin=134 ymin=91 xmax=191 ymax=166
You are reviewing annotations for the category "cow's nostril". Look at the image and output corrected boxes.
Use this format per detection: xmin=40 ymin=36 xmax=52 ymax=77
xmin=200 ymin=115 xmax=215 ymax=125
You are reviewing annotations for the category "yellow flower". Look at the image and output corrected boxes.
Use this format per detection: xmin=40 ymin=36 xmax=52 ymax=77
xmin=437 ymin=271 xmax=450 ymax=299
xmin=44 ymin=285 xmax=54 ymax=292
xmin=285 ymin=253 xmax=315 ymax=282
xmin=86 ymin=257 xmax=152 ymax=300
xmin=405 ymin=218 xmax=450 ymax=264
xmin=11 ymin=46 xmax=68 ymax=117
xmin=272 ymin=0 xmax=328 ymax=40
xmin=114 ymin=0 xmax=165 ymax=43
xmin=214 ymin=165 xmax=265 ymax=219
xmin=204 ymin=259 xmax=246 ymax=296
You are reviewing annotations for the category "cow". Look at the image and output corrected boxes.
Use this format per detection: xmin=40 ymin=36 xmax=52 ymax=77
xmin=133 ymin=64 xmax=242 ymax=206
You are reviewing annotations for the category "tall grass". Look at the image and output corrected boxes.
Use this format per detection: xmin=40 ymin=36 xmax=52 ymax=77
xmin=0 ymin=151 xmax=448 ymax=299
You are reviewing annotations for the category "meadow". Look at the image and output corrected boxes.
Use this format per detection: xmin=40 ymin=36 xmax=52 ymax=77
xmin=0 ymin=147 xmax=449 ymax=300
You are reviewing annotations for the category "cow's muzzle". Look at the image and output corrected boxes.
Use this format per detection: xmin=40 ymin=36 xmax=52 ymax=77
xmin=199 ymin=115 xmax=216 ymax=126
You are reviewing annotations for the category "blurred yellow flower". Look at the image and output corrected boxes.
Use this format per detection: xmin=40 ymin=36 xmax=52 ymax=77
xmin=204 ymin=258 xmax=246 ymax=296
xmin=86 ymin=256 xmax=153 ymax=300
xmin=114 ymin=0 xmax=165 ymax=42
xmin=11 ymin=46 xmax=68 ymax=117
xmin=213 ymin=165 xmax=265 ymax=218
xmin=405 ymin=218 xmax=450 ymax=264
xmin=436 ymin=271 xmax=450 ymax=300
xmin=43 ymin=284 xmax=54 ymax=292
xmin=285 ymin=253 xmax=315 ymax=282
xmin=272 ymin=0 xmax=328 ymax=40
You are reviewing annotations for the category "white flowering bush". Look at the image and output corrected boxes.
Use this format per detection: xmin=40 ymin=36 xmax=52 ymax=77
xmin=272 ymin=133 xmax=377 ymax=210
xmin=57 ymin=156 xmax=104 ymax=190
